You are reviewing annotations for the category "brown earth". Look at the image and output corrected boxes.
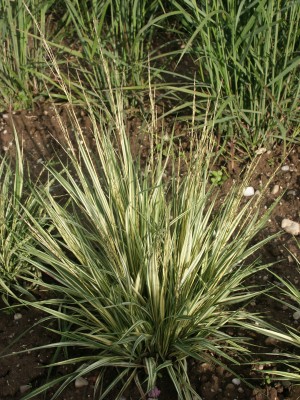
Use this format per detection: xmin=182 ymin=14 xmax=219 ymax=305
xmin=0 ymin=103 xmax=299 ymax=400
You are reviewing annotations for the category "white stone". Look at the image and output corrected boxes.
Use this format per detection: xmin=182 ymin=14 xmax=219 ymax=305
xmin=293 ymin=310 xmax=300 ymax=320
xmin=243 ymin=186 xmax=255 ymax=197
xmin=281 ymin=165 xmax=290 ymax=171
xmin=20 ymin=385 xmax=31 ymax=393
xmin=271 ymin=185 xmax=279 ymax=195
xmin=255 ymin=147 xmax=267 ymax=155
xmin=232 ymin=378 xmax=241 ymax=385
xmin=75 ymin=377 xmax=89 ymax=388
xmin=14 ymin=313 xmax=22 ymax=320
xmin=281 ymin=219 xmax=300 ymax=235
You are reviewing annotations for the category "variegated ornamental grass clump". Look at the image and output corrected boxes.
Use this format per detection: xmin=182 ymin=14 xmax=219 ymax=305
xmin=22 ymin=97 xmax=281 ymax=399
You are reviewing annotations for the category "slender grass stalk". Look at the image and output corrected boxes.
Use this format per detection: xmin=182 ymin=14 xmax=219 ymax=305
xmin=0 ymin=130 xmax=46 ymax=304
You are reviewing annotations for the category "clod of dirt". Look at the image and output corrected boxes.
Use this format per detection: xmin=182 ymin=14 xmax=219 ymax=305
xmin=265 ymin=337 xmax=279 ymax=346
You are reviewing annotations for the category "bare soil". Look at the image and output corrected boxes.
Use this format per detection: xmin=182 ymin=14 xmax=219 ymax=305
xmin=0 ymin=104 xmax=299 ymax=400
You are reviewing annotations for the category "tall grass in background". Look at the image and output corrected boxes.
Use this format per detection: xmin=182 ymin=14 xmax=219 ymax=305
xmin=64 ymin=0 xmax=165 ymax=79
xmin=48 ymin=0 xmax=183 ymax=108
xmin=1 ymin=0 xmax=298 ymax=154
xmin=175 ymin=0 xmax=300 ymax=154
xmin=0 ymin=0 xmax=63 ymax=110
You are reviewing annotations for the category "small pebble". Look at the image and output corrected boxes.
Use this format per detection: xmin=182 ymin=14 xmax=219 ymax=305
xmin=232 ymin=378 xmax=241 ymax=386
xmin=271 ymin=185 xmax=279 ymax=195
xmin=75 ymin=377 xmax=89 ymax=388
xmin=281 ymin=165 xmax=290 ymax=171
xmin=14 ymin=313 xmax=22 ymax=321
xmin=293 ymin=310 xmax=300 ymax=320
xmin=20 ymin=385 xmax=31 ymax=394
xmin=281 ymin=219 xmax=300 ymax=235
xmin=255 ymin=147 xmax=267 ymax=155
xmin=2 ymin=146 xmax=9 ymax=151
xmin=243 ymin=186 xmax=255 ymax=197
xmin=265 ymin=337 xmax=278 ymax=346
xmin=2 ymin=129 xmax=7 ymax=135
xmin=2 ymin=113 xmax=9 ymax=119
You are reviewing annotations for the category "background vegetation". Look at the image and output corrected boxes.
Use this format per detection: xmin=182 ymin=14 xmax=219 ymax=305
xmin=1 ymin=0 xmax=299 ymax=153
